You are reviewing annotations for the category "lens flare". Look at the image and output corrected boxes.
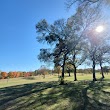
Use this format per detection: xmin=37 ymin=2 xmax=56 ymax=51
xmin=96 ymin=26 xmax=104 ymax=33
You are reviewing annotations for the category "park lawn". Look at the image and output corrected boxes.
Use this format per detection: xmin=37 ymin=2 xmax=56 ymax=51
xmin=0 ymin=73 xmax=110 ymax=110
xmin=65 ymin=73 xmax=110 ymax=81
xmin=0 ymin=75 xmax=58 ymax=88
xmin=0 ymin=73 xmax=110 ymax=88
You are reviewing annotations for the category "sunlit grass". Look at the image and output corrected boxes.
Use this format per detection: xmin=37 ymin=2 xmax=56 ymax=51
xmin=0 ymin=73 xmax=110 ymax=88
xmin=0 ymin=75 xmax=58 ymax=88
xmin=65 ymin=73 xmax=110 ymax=81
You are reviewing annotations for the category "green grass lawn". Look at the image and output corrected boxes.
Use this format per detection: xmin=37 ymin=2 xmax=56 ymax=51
xmin=0 ymin=75 xmax=58 ymax=88
xmin=0 ymin=73 xmax=110 ymax=110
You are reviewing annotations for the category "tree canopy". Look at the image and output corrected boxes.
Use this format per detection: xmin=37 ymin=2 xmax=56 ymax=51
xmin=36 ymin=0 xmax=110 ymax=83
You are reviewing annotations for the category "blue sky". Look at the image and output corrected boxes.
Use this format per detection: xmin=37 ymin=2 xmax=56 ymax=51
xmin=0 ymin=0 xmax=75 ymax=72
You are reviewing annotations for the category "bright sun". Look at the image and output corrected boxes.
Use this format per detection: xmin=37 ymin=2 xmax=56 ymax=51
xmin=95 ymin=26 xmax=104 ymax=33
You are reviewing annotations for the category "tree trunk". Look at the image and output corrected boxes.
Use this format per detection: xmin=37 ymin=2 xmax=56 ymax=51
xmin=73 ymin=64 xmax=77 ymax=81
xmin=100 ymin=61 xmax=104 ymax=78
xmin=68 ymin=72 xmax=70 ymax=77
xmin=67 ymin=70 xmax=71 ymax=77
xmin=60 ymin=54 xmax=66 ymax=85
xmin=62 ymin=54 xmax=66 ymax=78
xmin=92 ymin=60 xmax=97 ymax=81
xmin=62 ymin=63 xmax=65 ymax=78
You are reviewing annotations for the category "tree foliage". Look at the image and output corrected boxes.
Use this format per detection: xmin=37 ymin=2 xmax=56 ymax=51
xmin=1 ymin=72 xmax=8 ymax=79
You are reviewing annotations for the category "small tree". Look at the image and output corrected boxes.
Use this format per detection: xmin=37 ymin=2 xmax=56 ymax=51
xmin=38 ymin=65 xmax=48 ymax=78
xmin=54 ymin=65 xmax=61 ymax=77
xmin=8 ymin=72 xmax=14 ymax=78
xmin=65 ymin=63 xmax=73 ymax=77
xmin=96 ymin=44 xmax=110 ymax=78
xmin=1 ymin=72 xmax=8 ymax=79
xmin=103 ymin=66 xmax=109 ymax=74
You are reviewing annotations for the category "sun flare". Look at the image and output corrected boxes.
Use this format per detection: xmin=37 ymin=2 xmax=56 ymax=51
xmin=96 ymin=26 xmax=104 ymax=33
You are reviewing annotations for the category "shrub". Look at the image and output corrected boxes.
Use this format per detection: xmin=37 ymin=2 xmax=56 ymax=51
xmin=24 ymin=72 xmax=31 ymax=77
xmin=16 ymin=72 xmax=20 ymax=77
xmin=1 ymin=72 xmax=8 ymax=79
xmin=19 ymin=72 xmax=25 ymax=77
xmin=8 ymin=72 xmax=14 ymax=78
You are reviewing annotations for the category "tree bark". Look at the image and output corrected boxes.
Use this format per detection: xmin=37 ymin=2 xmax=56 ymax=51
xmin=100 ymin=61 xmax=104 ymax=78
xmin=60 ymin=54 xmax=67 ymax=85
xmin=73 ymin=64 xmax=77 ymax=81
xmin=62 ymin=54 xmax=66 ymax=78
xmin=92 ymin=59 xmax=97 ymax=81
xmin=68 ymin=72 xmax=71 ymax=77
xmin=67 ymin=70 xmax=71 ymax=77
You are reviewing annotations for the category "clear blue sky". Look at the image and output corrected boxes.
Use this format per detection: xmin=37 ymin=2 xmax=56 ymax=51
xmin=0 ymin=0 xmax=75 ymax=72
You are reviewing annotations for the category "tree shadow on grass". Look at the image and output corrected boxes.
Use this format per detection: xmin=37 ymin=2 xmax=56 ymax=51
xmin=80 ymin=81 xmax=110 ymax=110
xmin=0 ymin=81 xmax=110 ymax=110
xmin=0 ymin=81 xmax=82 ymax=110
